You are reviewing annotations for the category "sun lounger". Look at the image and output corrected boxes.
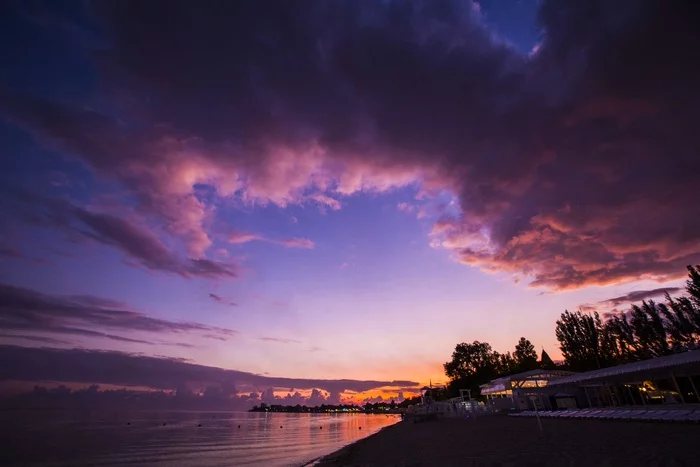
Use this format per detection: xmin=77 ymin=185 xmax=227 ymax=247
xmin=572 ymin=409 xmax=601 ymax=419
xmin=681 ymin=411 xmax=700 ymax=423
xmin=623 ymin=410 xmax=651 ymax=420
xmin=636 ymin=410 xmax=669 ymax=421
xmin=552 ymin=410 xmax=579 ymax=418
xmin=605 ymin=410 xmax=636 ymax=420
xmin=584 ymin=409 xmax=610 ymax=419
xmin=655 ymin=410 xmax=693 ymax=422
xmin=576 ymin=409 xmax=608 ymax=420
xmin=564 ymin=409 xmax=590 ymax=418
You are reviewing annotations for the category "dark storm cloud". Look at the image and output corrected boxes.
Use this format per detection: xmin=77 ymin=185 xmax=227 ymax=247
xmin=0 ymin=345 xmax=419 ymax=394
xmin=0 ymin=283 xmax=238 ymax=344
xmin=2 ymin=0 xmax=699 ymax=289
xmin=598 ymin=287 xmax=683 ymax=308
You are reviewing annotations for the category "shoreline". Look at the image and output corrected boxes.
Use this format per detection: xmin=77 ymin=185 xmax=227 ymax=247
xmin=313 ymin=415 xmax=700 ymax=466
xmin=309 ymin=421 xmax=401 ymax=466
xmin=301 ymin=418 xmax=402 ymax=467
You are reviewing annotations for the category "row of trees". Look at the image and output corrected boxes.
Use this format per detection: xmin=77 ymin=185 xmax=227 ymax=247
xmin=250 ymin=401 xmax=405 ymax=413
xmin=556 ymin=265 xmax=700 ymax=372
xmin=443 ymin=265 xmax=700 ymax=396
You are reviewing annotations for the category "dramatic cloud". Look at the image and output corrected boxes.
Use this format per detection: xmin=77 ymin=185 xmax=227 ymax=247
xmin=1 ymin=0 xmax=699 ymax=289
xmin=0 ymin=345 xmax=419 ymax=395
xmin=0 ymin=283 xmax=238 ymax=345
xmin=598 ymin=287 xmax=683 ymax=308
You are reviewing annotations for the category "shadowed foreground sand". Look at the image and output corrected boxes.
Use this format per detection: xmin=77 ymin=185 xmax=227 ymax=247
xmin=316 ymin=416 xmax=698 ymax=467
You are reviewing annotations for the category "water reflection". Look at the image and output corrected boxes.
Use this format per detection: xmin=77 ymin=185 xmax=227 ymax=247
xmin=0 ymin=411 xmax=400 ymax=466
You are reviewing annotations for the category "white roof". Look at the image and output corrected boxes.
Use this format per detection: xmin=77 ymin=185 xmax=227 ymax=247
xmin=487 ymin=368 xmax=575 ymax=385
xmin=549 ymin=349 xmax=700 ymax=386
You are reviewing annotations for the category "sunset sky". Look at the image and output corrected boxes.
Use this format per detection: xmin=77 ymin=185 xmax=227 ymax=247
xmin=1 ymin=0 xmax=698 ymax=405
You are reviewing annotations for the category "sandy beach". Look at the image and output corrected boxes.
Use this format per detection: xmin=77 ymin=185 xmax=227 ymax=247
xmin=316 ymin=415 xmax=699 ymax=467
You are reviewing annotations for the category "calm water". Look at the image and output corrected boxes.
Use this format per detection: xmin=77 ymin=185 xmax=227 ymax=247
xmin=0 ymin=410 xmax=400 ymax=466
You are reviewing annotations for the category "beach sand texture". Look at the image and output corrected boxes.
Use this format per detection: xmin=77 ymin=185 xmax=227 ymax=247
xmin=317 ymin=415 xmax=698 ymax=467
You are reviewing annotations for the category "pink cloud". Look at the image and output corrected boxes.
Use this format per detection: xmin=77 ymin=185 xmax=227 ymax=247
xmin=228 ymin=232 xmax=315 ymax=250
xmin=278 ymin=238 xmax=315 ymax=249
xmin=397 ymin=202 xmax=416 ymax=213
xmin=228 ymin=232 xmax=262 ymax=244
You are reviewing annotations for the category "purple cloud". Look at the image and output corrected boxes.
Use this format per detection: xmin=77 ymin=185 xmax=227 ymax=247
xmin=0 ymin=283 xmax=238 ymax=346
xmin=1 ymin=0 xmax=699 ymax=290
xmin=208 ymin=293 xmax=237 ymax=307
xmin=277 ymin=238 xmax=315 ymax=250
xmin=598 ymin=287 xmax=683 ymax=308
xmin=0 ymin=345 xmax=420 ymax=395
xmin=5 ymin=191 xmax=236 ymax=279
xmin=228 ymin=232 xmax=315 ymax=249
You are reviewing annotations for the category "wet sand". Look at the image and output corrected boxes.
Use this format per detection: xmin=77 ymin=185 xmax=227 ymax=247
xmin=316 ymin=415 xmax=699 ymax=467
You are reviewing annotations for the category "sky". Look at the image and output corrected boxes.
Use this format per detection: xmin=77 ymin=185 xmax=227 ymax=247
xmin=1 ymin=0 xmax=699 ymax=406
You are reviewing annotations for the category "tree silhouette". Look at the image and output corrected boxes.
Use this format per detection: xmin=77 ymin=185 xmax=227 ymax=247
xmin=555 ymin=265 xmax=700 ymax=370
xmin=443 ymin=266 xmax=700 ymax=400
xmin=444 ymin=341 xmax=502 ymax=397
xmin=555 ymin=310 xmax=615 ymax=372
xmin=498 ymin=351 xmax=517 ymax=375
xmin=514 ymin=337 xmax=538 ymax=371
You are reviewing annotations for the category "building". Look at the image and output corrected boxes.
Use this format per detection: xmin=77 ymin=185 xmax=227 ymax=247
xmin=547 ymin=349 xmax=700 ymax=409
xmin=479 ymin=369 xmax=576 ymax=411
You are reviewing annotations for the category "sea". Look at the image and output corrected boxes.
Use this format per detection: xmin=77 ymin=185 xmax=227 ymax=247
xmin=0 ymin=410 xmax=401 ymax=466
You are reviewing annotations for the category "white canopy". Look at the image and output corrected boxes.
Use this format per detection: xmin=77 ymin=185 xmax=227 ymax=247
xmin=549 ymin=349 xmax=700 ymax=386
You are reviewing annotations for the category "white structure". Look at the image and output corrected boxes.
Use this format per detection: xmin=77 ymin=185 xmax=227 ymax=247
xmin=479 ymin=369 xmax=576 ymax=411
xmin=548 ymin=349 xmax=700 ymax=407
xmin=405 ymin=385 xmax=481 ymax=420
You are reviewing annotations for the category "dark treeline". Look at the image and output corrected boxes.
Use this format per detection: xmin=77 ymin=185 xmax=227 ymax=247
xmin=443 ymin=265 xmax=700 ymax=398
xmin=250 ymin=399 xmax=410 ymax=414
xmin=557 ymin=265 xmax=700 ymax=372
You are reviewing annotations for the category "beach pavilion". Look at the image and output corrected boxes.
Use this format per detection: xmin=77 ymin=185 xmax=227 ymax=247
xmin=548 ymin=349 xmax=700 ymax=409
xmin=479 ymin=369 xmax=577 ymax=411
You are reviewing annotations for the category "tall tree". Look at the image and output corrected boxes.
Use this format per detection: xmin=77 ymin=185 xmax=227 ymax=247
xmin=514 ymin=337 xmax=538 ymax=371
xmin=444 ymin=341 xmax=500 ymax=380
xmin=555 ymin=310 xmax=615 ymax=372
xmin=629 ymin=300 xmax=670 ymax=358
xmin=498 ymin=351 xmax=518 ymax=375
xmin=663 ymin=265 xmax=700 ymax=350
xmin=604 ymin=313 xmax=636 ymax=363
xmin=444 ymin=341 xmax=502 ymax=397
